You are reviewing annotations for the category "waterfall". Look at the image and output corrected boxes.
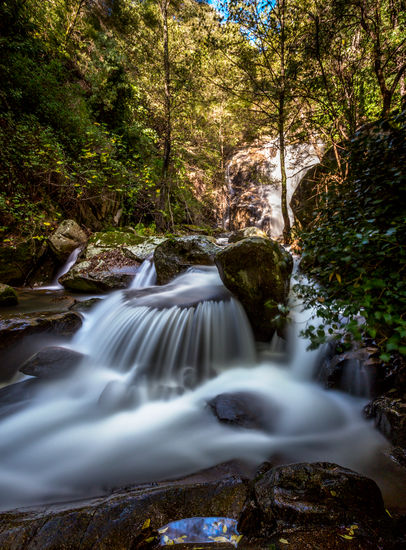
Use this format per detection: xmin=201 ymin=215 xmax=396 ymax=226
xmin=226 ymin=140 xmax=321 ymax=238
xmin=38 ymin=246 xmax=83 ymax=290
xmin=0 ymin=262 xmax=388 ymax=510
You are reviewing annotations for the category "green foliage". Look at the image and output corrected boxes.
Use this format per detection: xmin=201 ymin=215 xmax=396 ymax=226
xmin=295 ymin=110 xmax=406 ymax=359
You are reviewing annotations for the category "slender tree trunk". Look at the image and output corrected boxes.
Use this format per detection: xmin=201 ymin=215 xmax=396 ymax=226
xmin=279 ymin=0 xmax=290 ymax=244
xmin=158 ymin=0 xmax=172 ymax=230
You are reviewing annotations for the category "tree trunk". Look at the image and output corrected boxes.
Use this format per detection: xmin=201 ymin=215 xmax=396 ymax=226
xmin=279 ymin=0 xmax=290 ymax=244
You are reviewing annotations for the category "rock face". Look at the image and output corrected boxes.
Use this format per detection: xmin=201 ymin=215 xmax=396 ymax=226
xmin=239 ymin=462 xmax=389 ymax=547
xmin=225 ymin=140 xmax=320 ymax=239
xmin=0 ymin=475 xmax=247 ymax=550
xmin=0 ymin=311 xmax=82 ymax=352
xmin=0 ymin=240 xmax=44 ymax=285
xmin=290 ymin=148 xmax=337 ymax=230
xmin=19 ymin=346 xmax=85 ymax=379
xmin=48 ymin=219 xmax=88 ymax=262
xmin=0 ymin=284 xmax=18 ymax=306
xmin=154 ymin=236 xmax=221 ymax=285
xmin=215 ymin=237 xmax=293 ymax=341
xmin=365 ymin=393 xmax=406 ymax=447
xmin=229 ymin=226 xmax=268 ymax=243
xmin=59 ymin=231 xmax=166 ymax=292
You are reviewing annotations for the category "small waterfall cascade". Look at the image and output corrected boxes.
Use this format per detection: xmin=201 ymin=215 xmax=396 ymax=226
xmin=129 ymin=257 xmax=157 ymax=289
xmin=0 ymin=260 xmax=389 ymax=511
xmin=226 ymin=140 xmax=322 ymax=238
xmin=38 ymin=246 xmax=83 ymax=290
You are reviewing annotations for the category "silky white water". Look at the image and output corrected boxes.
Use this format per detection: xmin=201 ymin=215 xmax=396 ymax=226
xmin=0 ymin=263 xmax=386 ymax=510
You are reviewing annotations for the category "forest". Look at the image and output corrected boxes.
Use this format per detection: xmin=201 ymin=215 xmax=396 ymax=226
xmin=0 ymin=0 xmax=405 ymax=548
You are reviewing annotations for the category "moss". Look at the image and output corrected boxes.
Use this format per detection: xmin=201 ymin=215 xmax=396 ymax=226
xmin=88 ymin=231 xmax=145 ymax=248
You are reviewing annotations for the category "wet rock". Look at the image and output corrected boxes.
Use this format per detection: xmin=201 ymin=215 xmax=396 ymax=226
xmin=0 ymin=284 xmax=18 ymax=306
xmin=48 ymin=219 xmax=88 ymax=262
xmin=59 ymin=230 xmax=149 ymax=292
xmin=208 ymin=392 xmax=275 ymax=430
xmin=0 ymin=475 xmax=247 ymax=550
xmin=0 ymin=379 xmax=42 ymax=420
xmin=239 ymin=462 xmax=386 ymax=540
xmin=0 ymin=311 xmax=82 ymax=351
xmin=229 ymin=226 xmax=269 ymax=243
xmin=0 ymin=239 xmax=44 ymax=286
xmin=364 ymin=392 xmax=406 ymax=447
xmin=154 ymin=236 xmax=221 ymax=285
xmin=215 ymin=237 xmax=293 ymax=341
xmin=123 ymin=237 xmax=166 ymax=262
xmin=69 ymin=297 xmax=103 ymax=312
xmin=290 ymin=148 xmax=337 ymax=231
xmin=19 ymin=346 xmax=85 ymax=379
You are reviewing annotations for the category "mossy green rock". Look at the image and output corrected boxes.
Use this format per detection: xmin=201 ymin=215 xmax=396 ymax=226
xmin=215 ymin=237 xmax=293 ymax=341
xmin=0 ymin=284 xmax=18 ymax=306
xmin=229 ymin=226 xmax=269 ymax=243
xmin=0 ymin=240 xmax=43 ymax=285
xmin=154 ymin=236 xmax=221 ymax=285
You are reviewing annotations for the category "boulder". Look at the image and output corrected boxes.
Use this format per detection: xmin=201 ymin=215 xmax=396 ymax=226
xmin=69 ymin=298 xmax=103 ymax=312
xmin=48 ymin=219 xmax=88 ymax=262
xmin=19 ymin=346 xmax=85 ymax=379
xmin=59 ymin=231 xmax=164 ymax=292
xmin=0 ymin=239 xmax=44 ymax=285
xmin=239 ymin=462 xmax=387 ymax=541
xmin=229 ymin=226 xmax=268 ymax=243
xmin=208 ymin=391 xmax=278 ymax=431
xmin=0 ymin=474 xmax=247 ymax=550
xmin=154 ymin=236 xmax=221 ymax=285
xmin=364 ymin=392 xmax=406 ymax=447
xmin=215 ymin=237 xmax=293 ymax=341
xmin=0 ymin=284 xmax=18 ymax=306
xmin=0 ymin=311 xmax=82 ymax=352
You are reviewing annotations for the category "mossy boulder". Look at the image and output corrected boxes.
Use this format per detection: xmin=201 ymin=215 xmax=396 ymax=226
xmin=154 ymin=236 xmax=221 ymax=285
xmin=229 ymin=226 xmax=268 ymax=243
xmin=215 ymin=237 xmax=293 ymax=341
xmin=59 ymin=231 xmax=162 ymax=292
xmin=0 ymin=284 xmax=18 ymax=306
xmin=0 ymin=240 xmax=44 ymax=286
xmin=48 ymin=219 xmax=88 ymax=262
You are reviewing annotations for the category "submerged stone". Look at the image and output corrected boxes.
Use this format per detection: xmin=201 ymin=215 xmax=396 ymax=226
xmin=19 ymin=346 xmax=85 ymax=379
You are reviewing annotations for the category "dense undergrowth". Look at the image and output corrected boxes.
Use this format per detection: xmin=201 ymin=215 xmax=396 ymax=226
xmin=296 ymin=111 xmax=406 ymax=360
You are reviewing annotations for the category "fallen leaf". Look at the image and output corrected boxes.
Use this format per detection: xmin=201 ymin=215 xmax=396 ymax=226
xmin=279 ymin=538 xmax=289 ymax=544
xmin=339 ymin=534 xmax=354 ymax=540
xmin=158 ymin=526 xmax=169 ymax=534
xmin=330 ymin=490 xmax=337 ymax=496
xmin=142 ymin=518 xmax=151 ymax=530
xmin=223 ymin=523 xmax=227 ymax=533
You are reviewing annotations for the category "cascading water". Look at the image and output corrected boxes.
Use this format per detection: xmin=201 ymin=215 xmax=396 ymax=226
xmin=0 ymin=260 xmax=390 ymax=511
xmin=39 ymin=246 xmax=83 ymax=290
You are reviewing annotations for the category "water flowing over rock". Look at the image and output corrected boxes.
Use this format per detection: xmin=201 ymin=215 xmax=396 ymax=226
xmin=215 ymin=237 xmax=293 ymax=341
xmin=48 ymin=219 xmax=88 ymax=262
xmin=224 ymin=140 xmax=321 ymax=238
xmin=19 ymin=346 xmax=85 ymax=379
xmin=154 ymin=236 xmax=221 ymax=285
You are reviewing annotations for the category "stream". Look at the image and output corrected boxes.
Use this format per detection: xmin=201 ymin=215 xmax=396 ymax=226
xmin=0 ymin=258 xmax=404 ymax=513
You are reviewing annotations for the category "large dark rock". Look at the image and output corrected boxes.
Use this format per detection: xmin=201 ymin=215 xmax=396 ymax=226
xmin=48 ymin=219 xmax=88 ymax=262
xmin=215 ymin=237 xmax=293 ymax=341
xmin=239 ymin=462 xmax=387 ymax=542
xmin=0 ymin=240 xmax=44 ymax=286
xmin=365 ymin=393 xmax=406 ymax=447
xmin=0 ymin=311 xmax=82 ymax=352
xmin=208 ymin=391 xmax=277 ymax=431
xmin=19 ymin=346 xmax=85 ymax=379
xmin=154 ymin=236 xmax=221 ymax=285
xmin=0 ymin=475 xmax=247 ymax=550
xmin=0 ymin=284 xmax=18 ymax=307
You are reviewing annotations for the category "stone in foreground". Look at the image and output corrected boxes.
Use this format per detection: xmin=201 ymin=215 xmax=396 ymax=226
xmin=0 ymin=284 xmax=18 ymax=306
